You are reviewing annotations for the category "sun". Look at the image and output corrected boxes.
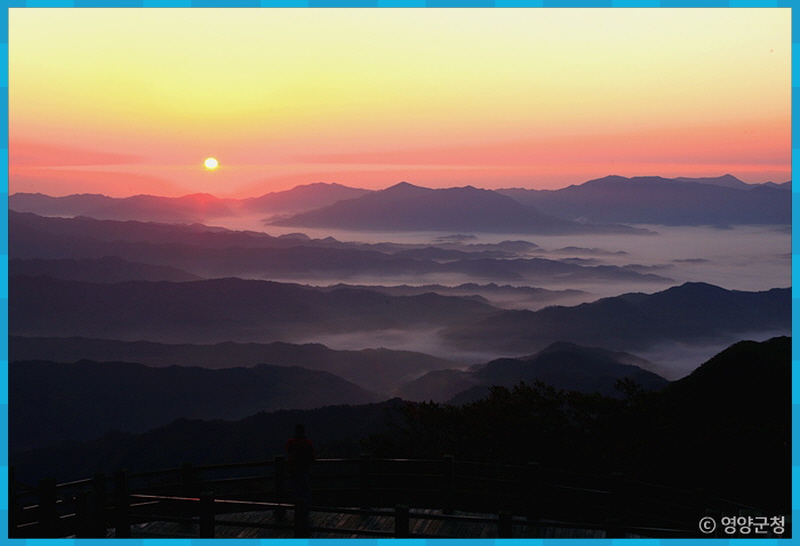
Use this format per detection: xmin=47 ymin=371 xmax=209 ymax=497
xmin=204 ymin=157 xmax=219 ymax=170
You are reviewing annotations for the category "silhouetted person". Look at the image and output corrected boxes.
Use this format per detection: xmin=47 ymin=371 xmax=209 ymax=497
xmin=286 ymin=423 xmax=315 ymax=504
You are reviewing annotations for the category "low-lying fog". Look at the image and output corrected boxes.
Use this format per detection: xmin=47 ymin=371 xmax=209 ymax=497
xmin=208 ymin=216 xmax=790 ymax=380
xmin=215 ymin=215 xmax=790 ymax=294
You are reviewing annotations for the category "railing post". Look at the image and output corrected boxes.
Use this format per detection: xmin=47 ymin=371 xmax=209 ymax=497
xmin=498 ymin=510 xmax=513 ymax=538
xmin=604 ymin=472 xmax=625 ymax=538
xmin=395 ymin=504 xmax=409 ymax=538
xmin=181 ymin=462 xmax=198 ymax=497
xmin=199 ymin=494 xmax=215 ymax=538
xmin=37 ymin=478 xmax=59 ymax=537
xmin=9 ymin=467 xmax=20 ymax=535
xmin=360 ymin=454 xmax=372 ymax=509
xmin=274 ymin=455 xmax=286 ymax=503
xmin=442 ymin=455 xmax=455 ymax=514
xmin=294 ymin=501 xmax=310 ymax=538
xmin=526 ymin=462 xmax=542 ymax=519
xmin=114 ymin=470 xmax=131 ymax=538
xmin=90 ymin=472 xmax=108 ymax=537
xmin=74 ymin=490 xmax=91 ymax=538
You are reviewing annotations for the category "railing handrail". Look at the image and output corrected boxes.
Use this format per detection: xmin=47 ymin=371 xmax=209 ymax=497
xmin=10 ymin=456 xmax=780 ymax=539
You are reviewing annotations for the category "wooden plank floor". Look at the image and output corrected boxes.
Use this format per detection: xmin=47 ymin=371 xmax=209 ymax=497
xmin=125 ymin=507 xmax=620 ymax=539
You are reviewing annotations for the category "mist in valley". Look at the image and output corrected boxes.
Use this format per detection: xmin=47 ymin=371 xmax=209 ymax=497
xmin=199 ymin=216 xmax=790 ymax=379
xmin=214 ymin=215 xmax=790 ymax=292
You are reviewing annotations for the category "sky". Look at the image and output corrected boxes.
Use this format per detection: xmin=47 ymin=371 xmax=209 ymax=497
xmin=9 ymin=7 xmax=791 ymax=198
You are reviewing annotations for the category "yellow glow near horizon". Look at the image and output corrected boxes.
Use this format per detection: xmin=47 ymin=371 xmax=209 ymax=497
xmin=204 ymin=157 xmax=219 ymax=170
xmin=8 ymin=8 xmax=791 ymax=195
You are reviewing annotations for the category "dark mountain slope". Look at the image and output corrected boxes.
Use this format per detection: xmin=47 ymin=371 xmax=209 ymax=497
xmin=273 ymin=182 xmax=646 ymax=234
xmin=9 ymin=336 xmax=458 ymax=396
xmin=442 ymin=282 xmax=790 ymax=353
xmin=9 ymin=257 xmax=201 ymax=283
xmin=658 ymin=335 xmax=790 ymax=419
xmin=9 ymin=276 xmax=499 ymax=343
xmin=497 ymin=175 xmax=790 ymax=225
xmin=623 ymin=336 xmax=791 ymax=510
xmin=9 ymin=210 xmax=290 ymax=251
xmin=10 ymin=211 xmax=669 ymax=283
xmin=398 ymin=342 xmax=667 ymax=403
xmin=10 ymin=359 xmax=380 ymax=452
xmin=11 ymin=399 xmax=406 ymax=485
xmin=12 ymin=338 xmax=789 ymax=513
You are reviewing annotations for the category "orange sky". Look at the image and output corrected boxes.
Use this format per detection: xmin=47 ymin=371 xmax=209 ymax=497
xmin=9 ymin=8 xmax=791 ymax=198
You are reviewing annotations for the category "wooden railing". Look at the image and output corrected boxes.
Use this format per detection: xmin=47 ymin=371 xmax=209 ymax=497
xmin=9 ymin=456 xmax=785 ymax=539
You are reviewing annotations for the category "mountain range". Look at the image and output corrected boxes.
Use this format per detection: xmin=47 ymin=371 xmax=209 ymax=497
xmin=10 ymin=256 xmax=201 ymax=283
xmin=10 ymin=336 xmax=790 ymax=515
xmin=272 ymin=182 xmax=647 ymax=234
xmin=9 ymin=275 xmax=499 ymax=344
xmin=9 ymin=339 xmax=668 ymax=453
xmin=442 ymin=282 xmax=790 ymax=353
xmin=10 ymin=359 xmax=381 ymax=452
xmin=10 ymin=211 xmax=671 ymax=284
xmin=11 ymin=175 xmax=788 ymax=230
xmin=8 ymin=182 xmax=370 ymax=224
xmin=9 ymin=336 xmax=458 ymax=396
xmin=497 ymin=174 xmax=791 ymax=226
xmin=397 ymin=341 xmax=668 ymax=403
xmin=10 ymin=274 xmax=788 ymax=368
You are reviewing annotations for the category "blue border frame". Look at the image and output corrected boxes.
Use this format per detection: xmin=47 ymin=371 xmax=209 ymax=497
xmin=0 ymin=1 xmax=795 ymax=544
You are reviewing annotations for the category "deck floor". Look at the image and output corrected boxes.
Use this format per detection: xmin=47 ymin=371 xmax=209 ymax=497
xmin=126 ymin=507 xmax=614 ymax=539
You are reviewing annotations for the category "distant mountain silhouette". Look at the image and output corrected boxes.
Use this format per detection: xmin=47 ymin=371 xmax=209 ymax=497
xmin=10 ymin=192 xmax=115 ymax=216
xmin=497 ymin=175 xmax=791 ymax=225
xmin=443 ymin=282 xmax=790 ymax=354
xmin=10 ymin=183 xmax=372 ymax=223
xmin=9 ymin=336 xmax=458 ymax=396
xmin=9 ymin=257 xmax=201 ymax=283
xmin=273 ymin=182 xmax=648 ymax=234
xmin=397 ymin=342 xmax=667 ymax=403
xmin=11 ymin=211 xmax=669 ymax=283
xmin=319 ymin=283 xmax=588 ymax=309
xmin=10 ymin=359 xmax=381 ymax=452
xmin=672 ymin=174 xmax=754 ymax=190
xmin=9 ymin=276 xmax=499 ymax=344
xmin=10 ymin=192 xmax=238 ymax=223
xmin=9 ymin=210 xmax=289 ymax=252
xmin=240 ymin=182 xmax=372 ymax=214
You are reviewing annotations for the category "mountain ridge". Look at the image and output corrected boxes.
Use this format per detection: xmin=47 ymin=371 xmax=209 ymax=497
xmin=442 ymin=282 xmax=790 ymax=353
xmin=497 ymin=175 xmax=790 ymax=225
xmin=272 ymin=182 xmax=648 ymax=235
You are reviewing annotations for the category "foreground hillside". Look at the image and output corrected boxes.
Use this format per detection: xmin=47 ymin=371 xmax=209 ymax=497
xmin=10 ymin=360 xmax=380 ymax=451
xmin=11 ymin=337 xmax=790 ymax=513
